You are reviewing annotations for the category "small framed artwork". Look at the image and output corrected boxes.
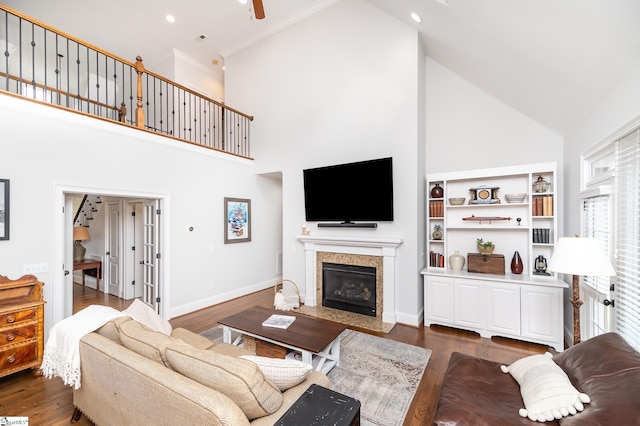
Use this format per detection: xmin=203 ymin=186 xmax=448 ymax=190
xmin=0 ymin=179 xmax=9 ymax=241
xmin=224 ymin=197 xmax=251 ymax=244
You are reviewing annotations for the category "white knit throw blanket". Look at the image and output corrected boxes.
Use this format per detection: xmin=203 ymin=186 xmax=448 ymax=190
xmin=40 ymin=305 xmax=125 ymax=389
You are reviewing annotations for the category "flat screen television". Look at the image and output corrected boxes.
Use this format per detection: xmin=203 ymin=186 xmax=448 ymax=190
xmin=303 ymin=157 xmax=393 ymax=226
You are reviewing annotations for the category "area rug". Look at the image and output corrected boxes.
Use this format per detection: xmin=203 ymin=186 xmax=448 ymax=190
xmin=200 ymin=327 xmax=431 ymax=426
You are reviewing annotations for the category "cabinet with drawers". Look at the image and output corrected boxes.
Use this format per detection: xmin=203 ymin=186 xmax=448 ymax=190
xmin=0 ymin=274 xmax=45 ymax=378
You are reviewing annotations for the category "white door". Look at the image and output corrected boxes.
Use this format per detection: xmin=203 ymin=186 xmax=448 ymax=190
xmin=123 ymin=201 xmax=144 ymax=300
xmin=142 ymin=199 xmax=160 ymax=312
xmin=106 ymin=201 xmax=122 ymax=297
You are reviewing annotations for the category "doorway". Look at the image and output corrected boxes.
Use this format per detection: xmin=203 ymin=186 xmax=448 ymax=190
xmin=51 ymin=185 xmax=169 ymax=332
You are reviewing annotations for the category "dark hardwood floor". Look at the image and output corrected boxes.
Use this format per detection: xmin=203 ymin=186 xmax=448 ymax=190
xmin=0 ymin=283 xmax=551 ymax=425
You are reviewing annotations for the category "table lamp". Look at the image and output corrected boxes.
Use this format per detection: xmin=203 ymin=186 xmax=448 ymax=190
xmin=73 ymin=226 xmax=91 ymax=262
xmin=547 ymin=236 xmax=616 ymax=345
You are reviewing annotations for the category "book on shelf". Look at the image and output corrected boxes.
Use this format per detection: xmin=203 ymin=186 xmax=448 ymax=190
xmin=429 ymin=251 xmax=445 ymax=267
xmin=262 ymin=314 xmax=296 ymax=329
xmin=429 ymin=200 xmax=444 ymax=217
xmin=533 ymin=195 xmax=553 ymax=216
xmin=532 ymin=228 xmax=550 ymax=243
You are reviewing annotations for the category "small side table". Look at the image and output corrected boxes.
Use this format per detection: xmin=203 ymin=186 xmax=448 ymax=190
xmin=275 ymin=384 xmax=360 ymax=426
xmin=73 ymin=259 xmax=102 ymax=293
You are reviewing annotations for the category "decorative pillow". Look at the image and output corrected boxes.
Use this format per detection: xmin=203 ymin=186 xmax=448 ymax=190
xmin=165 ymin=340 xmax=283 ymax=420
xmin=240 ymin=355 xmax=312 ymax=391
xmin=122 ymin=299 xmax=172 ymax=335
xmin=501 ymin=352 xmax=590 ymax=422
xmin=117 ymin=319 xmax=175 ymax=368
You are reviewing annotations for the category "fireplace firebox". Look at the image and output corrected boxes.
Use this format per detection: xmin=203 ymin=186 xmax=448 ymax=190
xmin=322 ymin=262 xmax=376 ymax=317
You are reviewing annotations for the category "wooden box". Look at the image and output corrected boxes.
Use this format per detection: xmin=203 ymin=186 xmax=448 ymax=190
xmin=256 ymin=339 xmax=288 ymax=359
xmin=467 ymin=254 xmax=505 ymax=275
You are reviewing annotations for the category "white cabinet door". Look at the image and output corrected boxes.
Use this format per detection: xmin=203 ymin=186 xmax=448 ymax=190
xmin=521 ymin=285 xmax=563 ymax=348
xmin=454 ymin=279 xmax=485 ymax=329
xmin=424 ymin=276 xmax=454 ymax=324
xmin=487 ymin=283 xmax=520 ymax=335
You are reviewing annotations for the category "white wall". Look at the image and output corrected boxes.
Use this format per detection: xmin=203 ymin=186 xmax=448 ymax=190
xmin=560 ymin=61 xmax=640 ymax=332
xmin=147 ymin=49 xmax=225 ymax=102
xmin=426 ymin=57 xmax=564 ymax=174
xmin=0 ymin=94 xmax=282 ymax=334
xmin=225 ymin=0 xmax=425 ymax=324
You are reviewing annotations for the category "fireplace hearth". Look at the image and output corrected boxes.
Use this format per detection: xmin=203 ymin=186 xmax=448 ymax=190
xmin=322 ymin=262 xmax=376 ymax=317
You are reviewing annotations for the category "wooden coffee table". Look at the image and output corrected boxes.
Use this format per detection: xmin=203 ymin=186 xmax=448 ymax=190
xmin=217 ymin=306 xmax=346 ymax=374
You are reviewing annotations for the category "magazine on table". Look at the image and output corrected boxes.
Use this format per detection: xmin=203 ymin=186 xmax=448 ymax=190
xmin=262 ymin=314 xmax=296 ymax=329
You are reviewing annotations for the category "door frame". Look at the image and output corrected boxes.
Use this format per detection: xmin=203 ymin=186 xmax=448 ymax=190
xmin=53 ymin=184 xmax=170 ymax=327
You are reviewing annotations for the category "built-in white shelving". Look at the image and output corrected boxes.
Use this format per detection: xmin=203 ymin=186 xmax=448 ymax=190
xmin=422 ymin=162 xmax=567 ymax=350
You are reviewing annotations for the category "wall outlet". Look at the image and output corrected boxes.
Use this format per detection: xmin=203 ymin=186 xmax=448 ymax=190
xmin=24 ymin=263 xmax=49 ymax=274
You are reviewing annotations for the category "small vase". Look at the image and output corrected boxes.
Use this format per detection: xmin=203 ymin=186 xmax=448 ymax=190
xmin=431 ymin=183 xmax=444 ymax=199
xmin=511 ymin=251 xmax=523 ymax=274
xmin=449 ymin=251 xmax=465 ymax=271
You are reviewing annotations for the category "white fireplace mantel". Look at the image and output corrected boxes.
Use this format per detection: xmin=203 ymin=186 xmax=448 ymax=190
xmin=297 ymin=235 xmax=404 ymax=324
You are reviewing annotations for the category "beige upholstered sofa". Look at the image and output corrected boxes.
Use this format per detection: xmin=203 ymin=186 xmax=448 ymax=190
xmin=71 ymin=316 xmax=329 ymax=426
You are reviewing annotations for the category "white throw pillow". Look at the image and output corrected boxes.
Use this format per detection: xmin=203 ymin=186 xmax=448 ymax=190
xmin=240 ymin=355 xmax=312 ymax=391
xmin=122 ymin=299 xmax=172 ymax=335
xmin=501 ymin=352 xmax=590 ymax=422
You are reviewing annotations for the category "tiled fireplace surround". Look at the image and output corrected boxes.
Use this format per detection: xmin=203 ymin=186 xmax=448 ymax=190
xmin=297 ymin=235 xmax=403 ymax=328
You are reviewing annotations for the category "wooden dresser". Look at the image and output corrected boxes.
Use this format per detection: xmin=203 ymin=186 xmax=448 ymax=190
xmin=0 ymin=274 xmax=45 ymax=378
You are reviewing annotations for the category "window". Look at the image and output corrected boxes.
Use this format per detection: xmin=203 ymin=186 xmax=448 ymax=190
xmin=582 ymin=125 xmax=640 ymax=350
xmin=613 ymin=129 xmax=640 ymax=350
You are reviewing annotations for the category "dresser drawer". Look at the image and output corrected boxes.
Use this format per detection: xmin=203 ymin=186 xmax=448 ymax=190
xmin=0 ymin=324 xmax=36 ymax=345
xmin=0 ymin=308 xmax=36 ymax=326
xmin=0 ymin=343 xmax=37 ymax=371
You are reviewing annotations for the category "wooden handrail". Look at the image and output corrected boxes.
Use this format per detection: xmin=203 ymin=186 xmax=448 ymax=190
xmin=1 ymin=5 xmax=138 ymax=70
xmin=142 ymin=66 xmax=254 ymax=121
xmin=1 ymin=3 xmax=255 ymax=159
xmin=0 ymin=71 xmax=119 ymax=114
xmin=2 ymin=4 xmax=253 ymax=122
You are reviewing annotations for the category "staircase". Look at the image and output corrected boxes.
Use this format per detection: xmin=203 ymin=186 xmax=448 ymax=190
xmin=74 ymin=194 xmax=102 ymax=227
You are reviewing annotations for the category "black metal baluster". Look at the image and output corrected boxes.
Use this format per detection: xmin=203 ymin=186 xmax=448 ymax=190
xmin=43 ymin=28 xmax=47 ymax=101
xmin=85 ymin=44 xmax=89 ymax=112
xmin=29 ymin=20 xmax=36 ymax=98
xmin=159 ymin=79 xmax=164 ymax=133
xmin=3 ymin=10 xmax=9 ymax=91
xmin=75 ymin=43 xmax=81 ymax=110
xmin=128 ymin=63 xmax=133 ymax=123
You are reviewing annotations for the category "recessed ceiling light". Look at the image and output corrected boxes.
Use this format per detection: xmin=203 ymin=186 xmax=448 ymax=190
xmin=166 ymin=15 xmax=175 ymax=23
xmin=238 ymin=0 xmax=248 ymax=4
xmin=411 ymin=12 xmax=423 ymax=23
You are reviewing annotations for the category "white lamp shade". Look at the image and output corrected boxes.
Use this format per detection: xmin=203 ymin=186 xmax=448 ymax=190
xmin=547 ymin=237 xmax=616 ymax=276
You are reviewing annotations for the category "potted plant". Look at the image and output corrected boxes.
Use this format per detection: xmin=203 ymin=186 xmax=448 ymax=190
xmin=476 ymin=238 xmax=495 ymax=255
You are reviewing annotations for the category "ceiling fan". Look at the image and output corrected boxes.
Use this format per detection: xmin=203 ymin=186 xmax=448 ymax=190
xmin=253 ymin=0 xmax=265 ymax=19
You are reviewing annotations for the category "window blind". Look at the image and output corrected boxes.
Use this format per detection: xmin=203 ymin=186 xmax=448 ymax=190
xmin=614 ymin=129 xmax=640 ymax=351
xmin=581 ymin=194 xmax=612 ymax=295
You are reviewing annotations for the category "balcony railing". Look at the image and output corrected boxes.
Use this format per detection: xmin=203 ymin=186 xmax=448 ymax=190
xmin=0 ymin=5 xmax=253 ymax=159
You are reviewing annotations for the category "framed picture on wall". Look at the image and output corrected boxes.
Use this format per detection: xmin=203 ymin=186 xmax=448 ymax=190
xmin=0 ymin=179 xmax=9 ymax=240
xmin=224 ymin=197 xmax=251 ymax=244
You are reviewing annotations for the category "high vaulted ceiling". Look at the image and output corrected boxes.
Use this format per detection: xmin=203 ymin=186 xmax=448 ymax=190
xmin=4 ymin=0 xmax=640 ymax=136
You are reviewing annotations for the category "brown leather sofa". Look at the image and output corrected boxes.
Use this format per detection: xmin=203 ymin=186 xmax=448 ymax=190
xmin=433 ymin=332 xmax=640 ymax=425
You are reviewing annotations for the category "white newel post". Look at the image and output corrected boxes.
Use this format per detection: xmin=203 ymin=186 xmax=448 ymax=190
xmin=297 ymin=235 xmax=403 ymax=324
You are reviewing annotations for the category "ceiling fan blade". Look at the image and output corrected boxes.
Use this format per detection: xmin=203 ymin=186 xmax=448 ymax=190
xmin=252 ymin=0 xmax=265 ymax=19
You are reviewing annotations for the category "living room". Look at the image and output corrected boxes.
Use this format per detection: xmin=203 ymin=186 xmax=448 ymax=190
xmin=1 ymin=0 xmax=640 ymax=424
